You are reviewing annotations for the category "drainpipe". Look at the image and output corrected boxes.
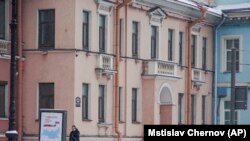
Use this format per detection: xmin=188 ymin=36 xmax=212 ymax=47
xmin=213 ymin=14 xmax=225 ymax=124
xmin=17 ymin=0 xmax=23 ymax=140
xmin=115 ymin=0 xmax=132 ymax=141
xmin=186 ymin=5 xmax=207 ymax=124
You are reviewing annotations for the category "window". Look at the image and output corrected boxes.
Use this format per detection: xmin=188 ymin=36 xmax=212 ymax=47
xmin=99 ymin=15 xmax=106 ymax=53
xmin=191 ymin=95 xmax=196 ymax=124
xmin=39 ymin=83 xmax=54 ymax=109
xmin=191 ymin=35 xmax=197 ymax=67
xmin=202 ymin=37 xmax=207 ymax=70
xmin=119 ymin=87 xmax=123 ymax=122
xmin=82 ymin=83 xmax=89 ymax=120
xmin=0 ymin=82 xmax=7 ymax=118
xmin=202 ymin=95 xmax=206 ymax=124
xmin=83 ymin=11 xmax=89 ymax=50
xmin=168 ymin=29 xmax=174 ymax=61
xmin=225 ymin=39 xmax=240 ymax=72
xmin=151 ymin=26 xmax=157 ymax=59
xmin=98 ymin=85 xmax=105 ymax=123
xmin=39 ymin=9 xmax=55 ymax=49
xmin=132 ymin=21 xmax=139 ymax=58
xmin=224 ymin=101 xmax=238 ymax=124
xmin=0 ymin=0 xmax=5 ymax=39
xmin=120 ymin=19 xmax=124 ymax=56
xmin=179 ymin=32 xmax=183 ymax=65
xmin=178 ymin=93 xmax=183 ymax=124
xmin=132 ymin=88 xmax=138 ymax=122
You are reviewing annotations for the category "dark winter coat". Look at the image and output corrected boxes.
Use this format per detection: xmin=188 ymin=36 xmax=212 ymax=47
xmin=69 ymin=128 xmax=80 ymax=141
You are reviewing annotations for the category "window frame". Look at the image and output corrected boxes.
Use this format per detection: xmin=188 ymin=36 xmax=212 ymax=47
xmin=0 ymin=81 xmax=8 ymax=118
xmin=151 ymin=25 xmax=158 ymax=59
xmin=178 ymin=93 xmax=184 ymax=124
xmin=98 ymin=85 xmax=105 ymax=123
xmin=191 ymin=94 xmax=196 ymax=124
xmin=83 ymin=11 xmax=89 ymax=51
xmin=201 ymin=95 xmax=206 ymax=124
xmin=179 ymin=32 xmax=184 ymax=65
xmin=0 ymin=0 xmax=6 ymax=40
xmin=38 ymin=83 xmax=55 ymax=110
xmin=99 ymin=15 xmax=106 ymax=53
xmin=38 ymin=9 xmax=55 ymax=50
xmin=132 ymin=21 xmax=139 ymax=58
xmin=132 ymin=88 xmax=138 ymax=122
xmin=119 ymin=87 xmax=124 ymax=122
xmin=223 ymin=100 xmax=239 ymax=125
xmin=120 ymin=18 xmax=124 ymax=56
xmin=168 ymin=29 xmax=174 ymax=61
xmin=221 ymin=35 xmax=242 ymax=73
xmin=82 ymin=83 xmax=90 ymax=120
xmin=202 ymin=37 xmax=207 ymax=70
xmin=191 ymin=35 xmax=197 ymax=68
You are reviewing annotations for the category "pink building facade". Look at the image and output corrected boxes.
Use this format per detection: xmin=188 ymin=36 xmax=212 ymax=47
xmin=0 ymin=0 xmax=11 ymax=140
xmin=0 ymin=0 xmax=222 ymax=141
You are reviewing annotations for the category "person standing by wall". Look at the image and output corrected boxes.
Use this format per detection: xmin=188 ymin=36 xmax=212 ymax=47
xmin=69 ymin=125 xmax=80 ymax=141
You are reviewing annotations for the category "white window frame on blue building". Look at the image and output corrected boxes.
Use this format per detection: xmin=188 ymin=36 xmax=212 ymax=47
xmin=221 ymin=35 xmax=242 ymax=73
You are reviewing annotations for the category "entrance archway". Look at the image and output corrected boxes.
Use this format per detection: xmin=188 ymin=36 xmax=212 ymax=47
xmin=159 ymin=84 xmax=173 ymax=124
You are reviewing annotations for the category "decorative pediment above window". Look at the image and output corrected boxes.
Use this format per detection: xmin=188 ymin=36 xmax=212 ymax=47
xmin=148 ymin=7 xmax=167 ymax=26
xmin=192 ymin=22 xmax=204 ymax=33
xmin=96 ymin=0 xmax=114 ymax=15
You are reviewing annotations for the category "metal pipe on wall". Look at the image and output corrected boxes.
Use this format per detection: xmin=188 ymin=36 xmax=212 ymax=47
xmin=114 ymin=0 xmax=132 ymax=141
xmin=186 ymin=5 xmax=207 ymax=124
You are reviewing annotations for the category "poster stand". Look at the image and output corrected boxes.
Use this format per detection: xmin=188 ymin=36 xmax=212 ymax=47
xmin=39 ymin=109 xmax=67 ymax=141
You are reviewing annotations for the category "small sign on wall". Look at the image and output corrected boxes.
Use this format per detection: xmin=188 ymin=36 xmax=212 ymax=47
xmin=75 ymin=97 xmax=81 ymax=107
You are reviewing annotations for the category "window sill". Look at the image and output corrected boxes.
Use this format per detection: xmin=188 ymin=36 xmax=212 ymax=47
xmin=119 ymin=121 xmax=125 ymax=124
xmin=82 ymin=119 xmax=92 ymax=122
xmin=0 ymin=118 xmax=8 ymax=121
xmin=132 ymin=121 xmax=141 ymax=124
xmin=97 ymin=122 xmax=112 ymax=128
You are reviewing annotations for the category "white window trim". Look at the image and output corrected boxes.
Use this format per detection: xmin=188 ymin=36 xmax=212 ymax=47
xmin=0 ymin=84 xmax=8 ymax=119
xmin=97 ymin=2 xmax=113 ymax=54
xmin=149 ymin=24 xmax=160 ymax=59
xmin=131 ymin=21 xmax=141 ymax=58
xmin=191 ymin=94 xmax=197 ymax=124
xmin=4 ymin=84 xmax=8 ymax=118
xmin=83 ymin=10 xmax=92 ymax=51
xmin=201 ymin=95 xmax=207 ymax=124
xmin=83 ymin=83 xmax=91 ymax=120
xmin=1 ymin=0 xmax=10 ymax=40
xmin=36 ymin=84 xmax=39 ymax=119
xmin=191 ymin=32 xmax=200 ymax=68
xmin=98 ymin=84 xmax=107 ymax=123
xmin=119 ymin=87 xmax=124 ymax=122
xmin=132 ymin=88 xmax=142 ymax=123
xmin=221 ymin=35 xmax=243 ymax=73
xmin=120 ymin=19 xmax=124 ymax=56
xmin=179 ymin=31 xmax=185 ymax=66
xmin=202 ymin=36 xmax=208 ymax=69
xmin=168 ymin=28 xmax=176 ymax=62
xmin=220 ymin=97 xmax=240 ymax=124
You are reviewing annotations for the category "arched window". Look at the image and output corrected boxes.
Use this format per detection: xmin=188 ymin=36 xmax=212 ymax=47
xmin=159 ymin=86 xmax=172 ymax=105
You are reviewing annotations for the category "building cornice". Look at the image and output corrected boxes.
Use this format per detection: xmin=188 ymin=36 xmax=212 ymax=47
xmin=133 ymin=0 xmax=222 ymax=26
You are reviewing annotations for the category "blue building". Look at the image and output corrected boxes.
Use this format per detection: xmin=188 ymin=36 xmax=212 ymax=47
xmin=215 ymin=0 xmax=250 ymax=124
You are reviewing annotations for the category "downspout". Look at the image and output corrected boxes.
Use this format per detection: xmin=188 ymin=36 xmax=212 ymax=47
xmin=213 ymin=14 xmax=225 ymax=124
xmin=17 ymin=0 xmax=23 ymax=140
xmin=115 ymin=0 xmax=132 ymax=141
xmin=186 ymin=5 xmax=207 ymax=124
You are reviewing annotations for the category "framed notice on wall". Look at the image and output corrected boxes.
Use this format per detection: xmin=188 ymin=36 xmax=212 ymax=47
xmin=39 ymin=109 xmax=67 ymax=141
